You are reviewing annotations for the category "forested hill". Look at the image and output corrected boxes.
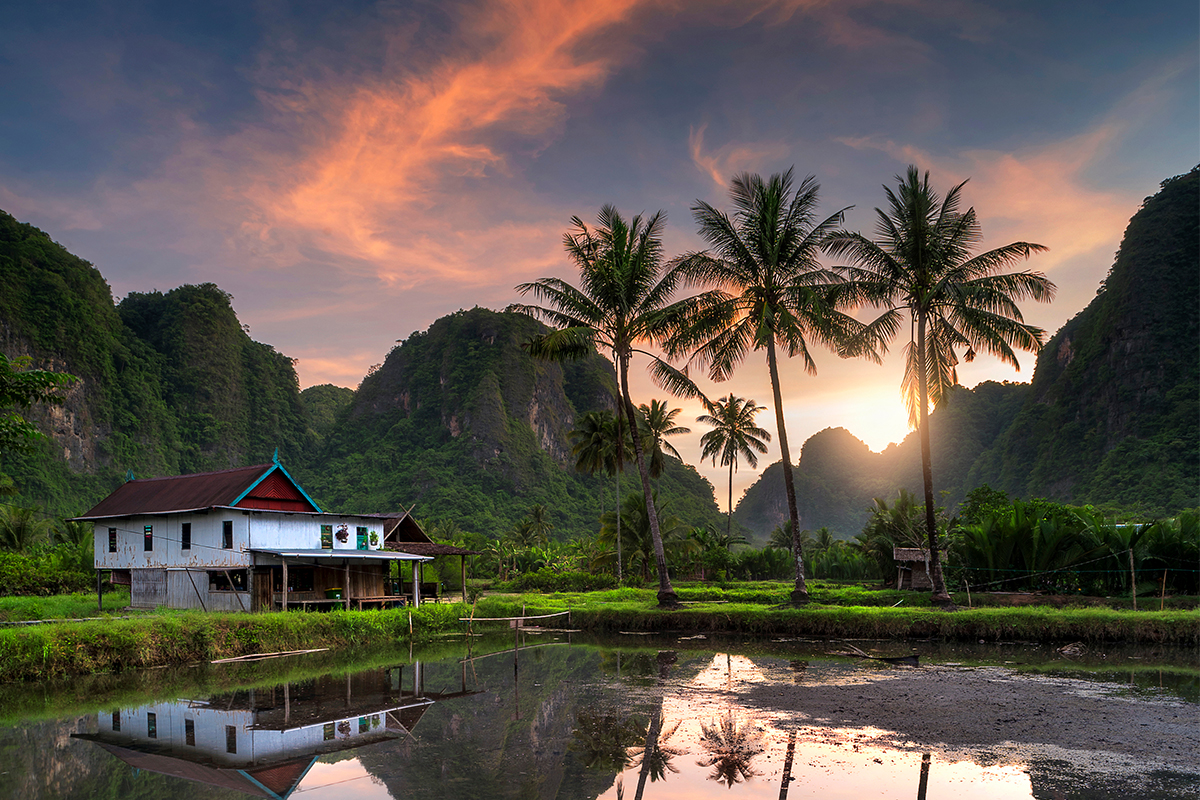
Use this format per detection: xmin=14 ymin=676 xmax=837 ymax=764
xmin=299 ymin=307 xmax=726 ymax=538
xmin=0 ymin=211 xmax=315 ymax=511
xmin=734 ymin=167 xmax=1199 ymax=540
xmin=0 ymin=220 xmax=725 ymax=537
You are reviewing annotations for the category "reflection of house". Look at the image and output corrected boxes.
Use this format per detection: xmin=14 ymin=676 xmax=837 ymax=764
xmin=76 ymin=456 xmax=452 ymax=611
xmin=892 ymin=547 xmax=945 ymax=590
xmin=75 ymin=663 xmax=477 ymax=798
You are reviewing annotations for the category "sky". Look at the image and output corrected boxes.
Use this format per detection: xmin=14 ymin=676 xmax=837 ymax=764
xmin=1 ymin=1 xmax=1196 ymax=509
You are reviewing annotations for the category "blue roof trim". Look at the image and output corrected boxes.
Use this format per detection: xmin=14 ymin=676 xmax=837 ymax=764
xmin=231 ymin=463 xmax=322 ymax=513
xmin=237 ymin=756 xmax=318 ymax=799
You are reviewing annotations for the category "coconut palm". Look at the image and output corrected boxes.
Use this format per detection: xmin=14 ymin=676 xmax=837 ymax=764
xmin=0 ymin=505 xmax=53 ymax=552
xmin=526 ymin=504 xmax=554 ymax=545
xmin=696 ymin=713 xmax=766 ymax=788
xmin=668 ymin=168 xmax=862 ymax=604
xmin=570 ymin=409 xmax=627 ymax=579
xmin=516 ymin=206 xmax=702 ymax=607
xmin=825 ymin=166 xmax=1054 ymax=605
xmin=637 ymin=399 xmax=690 ymax=479
xmin=697 ymin=394 xmax=770 ymax=542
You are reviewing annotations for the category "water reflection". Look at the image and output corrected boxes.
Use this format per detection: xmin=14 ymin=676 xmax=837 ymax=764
xmin=73 ymin=662 xmax=477 ymax=798
xmin=0 ymin=637 xmax=1193 ymax=800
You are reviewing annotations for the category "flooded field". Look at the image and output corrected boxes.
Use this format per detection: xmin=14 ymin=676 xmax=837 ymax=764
xmin=0 ymin=633 xmax=1195 ymax=799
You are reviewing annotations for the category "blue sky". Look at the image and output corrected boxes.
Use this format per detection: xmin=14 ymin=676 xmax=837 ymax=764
xmin=2 ymin=0 xmax=1196 ymax=504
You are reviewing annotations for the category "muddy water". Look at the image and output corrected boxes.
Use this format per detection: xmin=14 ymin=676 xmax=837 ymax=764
xmin=0 ymin=635 xmax=1195 ymax=799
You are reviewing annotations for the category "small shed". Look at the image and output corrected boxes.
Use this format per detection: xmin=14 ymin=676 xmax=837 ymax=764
xmin=892 ymin=547 xmax=945 ymax=590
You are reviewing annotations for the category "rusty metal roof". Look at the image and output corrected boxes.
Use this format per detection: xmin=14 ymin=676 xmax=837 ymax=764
xmin=77 ymin=464 xmax=277 ymax=519
xmin=386 ymin=541 xmax=481 ymax=557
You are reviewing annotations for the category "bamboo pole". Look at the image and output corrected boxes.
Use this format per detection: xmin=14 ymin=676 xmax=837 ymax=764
xmin=1128 ymin=548 xmax=1137 ymax=611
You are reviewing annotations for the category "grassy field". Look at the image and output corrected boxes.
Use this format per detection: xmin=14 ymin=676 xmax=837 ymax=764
xmin=0 ymin=581 xmax=1193 ymax=682
xmin=0 ymin=589 xmax=134 ymax=622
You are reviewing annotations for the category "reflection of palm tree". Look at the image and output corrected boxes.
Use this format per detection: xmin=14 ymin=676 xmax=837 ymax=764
xmin=778 ymin=728 xmax=797 ymax=799
xmin=631 ymin=714 xmax=683 ymax=799
xmin=697 ymin=713 xmax=766 ymax=788
xmin=570 ymin=710 xmax=647 ymax=772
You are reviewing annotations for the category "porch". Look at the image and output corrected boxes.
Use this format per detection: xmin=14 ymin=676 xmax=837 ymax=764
xmin=250 ymin=548 xmax=434 ymax=612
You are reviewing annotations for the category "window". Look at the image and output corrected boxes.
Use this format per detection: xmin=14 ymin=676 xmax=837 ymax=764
xmin=147 ymin=712 xmax=157 ymax=739
xmin=143 ymin=525 xmax=153 ymax=552
xmin=181 ymin=522 xmax=191 ymax=551
xmin=185 ymin=718 xmax=195 ymax=746
xmin=108 ymin=528 xmax=117 ymax=553
xmin=111 ymin=710 xmax=120 ymax=732
xmin=356 ymin=526 xmax=368 ymax=550
xmin=226 ymin=725 xmax=237 ymax=754
xmin=323 ymin=722 xmax=335 ymax=741
xmin=359 ymin=716 xmax=370 ymax=734
xmin=222 ymin=520 xmax=233 ymax=549
xmin=320 ymin=524 xmax=333 ymax=549
xmin=209 ymin=570 xmax=247 ymax=591
xmin=281 ymin=567 xmax=313 ymax=593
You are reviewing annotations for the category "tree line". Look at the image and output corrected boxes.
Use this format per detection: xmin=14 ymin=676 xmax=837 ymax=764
xmin=512 ymin=165 xmax=1055 ymax=608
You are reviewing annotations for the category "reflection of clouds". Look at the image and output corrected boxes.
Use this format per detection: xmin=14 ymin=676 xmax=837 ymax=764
xmin=295 ymin=758 xmax=387 ymax=799
xmin=596 ymin=653 xmax=1036 ymax=799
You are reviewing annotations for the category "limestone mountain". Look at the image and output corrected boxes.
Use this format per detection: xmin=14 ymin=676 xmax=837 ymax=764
xmin=302 ymin=306 xmax=725 ymax=538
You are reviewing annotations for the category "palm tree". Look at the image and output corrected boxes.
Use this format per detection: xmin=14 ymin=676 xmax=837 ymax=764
xmin=637 ymin=399 xmax=690 ymax=479
xmin=526 ymin=504 xmax=554 ymax=545
xmin=516 ymin=206 xmax=701 ymax=607
xmin=0 ymin=505 xmax=53 ymax=552
xmin=668 ymin=168 xmax=862 ymax=605
xmin=696 ymin=394 xmax=770 ymax=542
xmin=570 ymin=409 xmax=626 ymax=580
xmin=825 ymin=166 xmax=1054 ymax=605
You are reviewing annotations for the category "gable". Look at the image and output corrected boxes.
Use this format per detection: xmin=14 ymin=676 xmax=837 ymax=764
xmin=235 ymin=470 xmax=317 ymax=512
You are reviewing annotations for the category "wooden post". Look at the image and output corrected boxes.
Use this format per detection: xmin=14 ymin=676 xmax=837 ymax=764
xmin=97 ymin=570 xmax=103 ymax=613
xmin=461 ymin=556 xmax=467 ymax=604
xmin=1161 ymin=568 xmax=1168 ymax=611
xmin=184 ymin=569 xmax=208 ymax=612
xmin=412 ymin=560 xmax=421 ymax=607
xmin=284 ymin=682 xmax=290 ymax=726
xmin=917 ymin=753 xmax=931 ymax=800
xmin=1128 ymin=548 xmax=1138 ymax=611
xmin=282 ymin=558 xmax=289 ymax=612
xmin=223 ymin=569 xmax=248 ymax=612
xmin=344 ymin=560 xmax=350 ymax=612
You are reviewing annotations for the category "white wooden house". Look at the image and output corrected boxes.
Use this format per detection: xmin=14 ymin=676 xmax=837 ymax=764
xmin=75 ymin=457 xmax=458 ymax=611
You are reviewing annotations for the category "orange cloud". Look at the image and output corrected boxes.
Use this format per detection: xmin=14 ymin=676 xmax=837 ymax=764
xmin=243 ymin=0 xmax=651 ymax=281
xmin=688 ymin=124 xmax=792 ymax=188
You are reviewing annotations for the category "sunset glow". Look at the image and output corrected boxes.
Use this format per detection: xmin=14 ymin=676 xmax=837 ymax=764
xmin=1 ymin=1 xmax=1194 ymax=505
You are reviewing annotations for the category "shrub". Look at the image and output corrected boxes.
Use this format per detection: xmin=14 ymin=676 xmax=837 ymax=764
xmin=498 ymin=569 xmax=618 ymax=593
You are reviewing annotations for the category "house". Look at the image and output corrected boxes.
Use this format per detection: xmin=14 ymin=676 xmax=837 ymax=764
xmin=75 ymin=456 xmax=469 ymax=611
xmin=892 ymin=546 xmax=946 ymax=590
xmin=73 ymin=661 xmax=478 ymax=798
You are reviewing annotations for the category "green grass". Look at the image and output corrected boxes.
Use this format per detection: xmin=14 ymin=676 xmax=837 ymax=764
xmin=0 ymin=583 xmax=1194 ymax=683
xmin=0 ymin=589 xmax=134 ymax=622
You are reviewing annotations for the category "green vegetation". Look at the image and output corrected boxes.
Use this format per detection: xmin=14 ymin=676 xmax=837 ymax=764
xmin=668 ymin=168 xmax=861 ymax=604
xmin=0 ymin=584 xmax=1192 ymax=682
xmin=0 ymin=603 xmax=470 ymax=682
xmin=0 ymin=589 xmax=131 ymax=622
xmin=517 ymin=206 xmax=708 ymax=607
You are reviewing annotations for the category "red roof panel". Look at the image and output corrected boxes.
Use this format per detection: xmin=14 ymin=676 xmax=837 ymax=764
xmin=79 ymin=464 xmax=273 ymax=519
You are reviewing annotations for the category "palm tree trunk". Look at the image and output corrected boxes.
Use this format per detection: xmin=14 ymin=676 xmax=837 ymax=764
xmin=916 ymin=311 xmax=951 ymax=605
xmin=767 ymin=339 xmax=808 ymax=604
xmin=618 ymin=352 xmax=677 ymax=607
xmin=615 ymin=469 xmax=622 ymax=582
xmin=727 ymin=460 xmax=734 ymax=543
